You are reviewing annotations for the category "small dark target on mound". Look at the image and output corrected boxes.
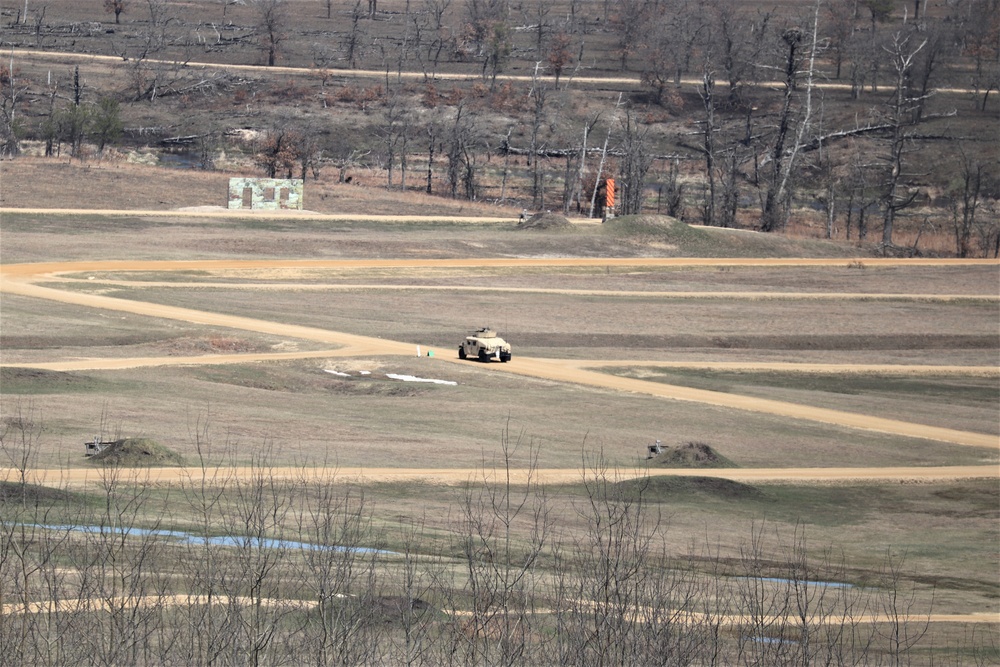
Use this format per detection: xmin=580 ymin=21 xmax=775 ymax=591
xmin=648 ymin=442 xmax=737 ymax=468
xmin=516 ymin=212 xmax=571 ymax=230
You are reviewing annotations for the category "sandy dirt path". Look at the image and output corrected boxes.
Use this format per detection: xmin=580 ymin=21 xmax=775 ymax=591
xmin=12 ymin=49 xmax=984 ymax=96
xmin=4 ymin=257 xmax=998 ymax=278
xmin=5 ymin=594 xmax=994 ymax=626
xmin=2 ymin=465 xmax=996 ymax=488
xmin=0 ymin=207 xmax=524 ymax=224
xmin=7 ymin=352 xmax=997 ymax=378
xmin=2 ymin=258 xmax=998 ymax=451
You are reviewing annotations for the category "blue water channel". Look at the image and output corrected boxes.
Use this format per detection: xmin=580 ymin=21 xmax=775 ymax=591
xmin=25 ymin=524 xmax=392 ymax=555
xmin=737 ymin=576 xmax=853 ymax=589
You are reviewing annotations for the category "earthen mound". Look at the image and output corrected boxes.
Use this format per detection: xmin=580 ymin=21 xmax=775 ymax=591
xmin=87 ymin=438 xmax=185 ymax=467
xmin=0 ymin=481 xmax=75 ymax=503
xmin=648 ymin=442 xmax=737 ymax=468
xmin=517 ymin=212 xmax=571 ymax=230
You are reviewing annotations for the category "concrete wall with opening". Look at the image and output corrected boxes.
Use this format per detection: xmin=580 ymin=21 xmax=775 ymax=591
xmin=228 ymin=177 xmax=304 ymax=210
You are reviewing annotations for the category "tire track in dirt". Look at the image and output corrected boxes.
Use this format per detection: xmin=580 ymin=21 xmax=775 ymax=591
xmin=2 ymin=258 xmax=998 ymax=452
xmin=37 ymin=276 xmax=1000 ymax=303
xmin=2 ymin=465 xmax=996 ymax=487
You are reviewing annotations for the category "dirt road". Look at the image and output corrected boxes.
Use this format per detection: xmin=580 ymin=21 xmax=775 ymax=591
xmin=12 ymin=49 xmax=984 ymax=96
xmin=3 ymin=465 xmax=996 ymax=488
xmin=3 ymin=257 xmax=998 ymax=454
xmin=0 ymin=206 xmax=523 ymax=224
xmin=5 ymin=593 xmax=994 ymax=626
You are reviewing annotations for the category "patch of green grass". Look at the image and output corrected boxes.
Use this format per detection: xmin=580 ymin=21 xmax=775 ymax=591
xmin=600 ymin=215 xmax=860 ymax=257
xmin=546 ymin=478 xmax=998 ymax=530
xmin=746 ymin=480 xmax=999 ymax=527
xmin=0 ymin=367 xmax=130 ymax=394
xmin=752 ymin=485 xmax=888 ymax=526
xmin=602 ymin=215 xmax=715 ymax=250
xmin=0 ymin=480 xmax=77 ymax=504
xmin=605 ymin=367 xmax=1000 ymax=408
xmin=614 ymin=475 xmax=764 ymax=502
xmin=0 ymin=214 xmax=162 ymax=234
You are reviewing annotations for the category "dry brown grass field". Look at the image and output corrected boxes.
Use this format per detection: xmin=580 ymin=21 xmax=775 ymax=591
xmin=2 ymin=205 xmax=999 ymax=666
xmin=1 ymin=1 xmax=998 ymax=663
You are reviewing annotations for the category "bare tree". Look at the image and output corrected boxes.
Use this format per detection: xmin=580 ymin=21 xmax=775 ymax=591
xmin=446 ymin=102 xmax=483 ymax=200
xmin=423 ymin=0 xmax=453 ymax=78
xmin=873 ymin=550 xmax=933 ymax=667
xmin=251 ymin=0 xmax=287 ymax=66
xmin=140 ymin=0 xmax=171 ymax=55
xmin=1 ymin=52 xmax=27 ymax=156
xmin=103 ymin=0 xmax=128 ymax=24
xmin=863 ymin=0 xmax=896 ymax=93
xmin=344 ymin=0 xmax=367 ymax=68
xmin=759 ymin=26 xmax=805 ymax=232
xmin=909 ymin=22 xmax=946 ymax=121
xmin=255 ymin=128 xmax=300 ymax=177
xmin=528 ymin=66 xmax=549 ymax=208
xmin=294 ymin=470 xmax=384 ymax=666
xmin=380 ymin=91 xmax=413 ymax=189
xmin=563 ymin=113 xmax=600 ymax=215
xmin=528 ymin=1 xmax=550 ymax=60
xmin=641 ymin=0 xmax=704 ymax=105
xmin=222 ymin=450 xmax=293 ymax=667
xmin=560 ymin=454 xmax=674 ymax=665
xmin=760 ymin=2 xmax=824 ymax=234
xmin=880 ymin=30 xmax=927 ymax=250
xmin=546 ymin=32 xmax=574 ymax=87
xmin=826 ymin=0 xmax=859 ymax=80
xmin=698 ymin=71 xmax=719 ymax=225
xmin=950 ymin=147 xmax=985 ymax=257
xmin=618 ymin=109 xmax=652 ymax=215
xmin=482 ymin=19 xmax=512 ymax=89
xmin=660 ymin=157 xmax=685 ymax=218
xmin=70 ymin=465 xmax=168 ymax=667
xmin=609 ymin=0 xmax=653 ymax=71
xmin=459 ymin=425 xmax=550 ymax=666
xmin=465 ymin=0 xmax=510 ymax=57
xmin=177 ymin=419 xmax=238 ymax=667
xmin=0 ymin=401 xmax=41 ymax=492
xmin=958 ymin=0 xmax=999 ymax=111
xmin=705 ymin=0 xmax=772 ymax=106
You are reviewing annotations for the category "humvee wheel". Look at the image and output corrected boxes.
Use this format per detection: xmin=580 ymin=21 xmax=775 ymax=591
xmin=458 ymin=346 xmax=467 ymax=359
xmin=478 ymin=349 xmax=490 ymax=362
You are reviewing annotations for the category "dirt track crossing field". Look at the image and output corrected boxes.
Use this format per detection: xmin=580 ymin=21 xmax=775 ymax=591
xmin=2 ymin=256 xmax=998 ymax=465
xmin=2 ymin=224 xmax=999 ymax=639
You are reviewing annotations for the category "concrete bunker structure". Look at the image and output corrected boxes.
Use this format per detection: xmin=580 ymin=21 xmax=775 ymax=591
xmin=228 ymin=177 xmax=304 ymax=210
